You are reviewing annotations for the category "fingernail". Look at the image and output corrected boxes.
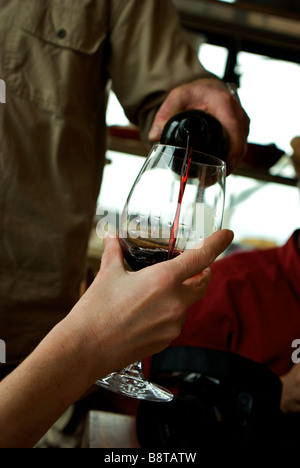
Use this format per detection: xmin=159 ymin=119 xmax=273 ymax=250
xmin=103 ymin=232 xmax=116 ymax=245
xmin=202 ymin=267 xmax=211 ymax=275
xmin=104 ymin=232 xmax=116 ymax=239
xmin=148 ymin=125 xmax=161 ymax=141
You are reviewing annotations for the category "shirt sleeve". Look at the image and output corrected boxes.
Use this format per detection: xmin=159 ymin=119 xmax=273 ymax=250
xmin=107 ymin=0 xmax=214 ymax=139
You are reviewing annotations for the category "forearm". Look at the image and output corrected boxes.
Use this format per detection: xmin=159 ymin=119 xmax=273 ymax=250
xmin=0 ymin=318 xmax=98 ymax=448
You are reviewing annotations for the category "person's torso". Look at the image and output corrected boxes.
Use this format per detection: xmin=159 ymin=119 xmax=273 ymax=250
xmin=0 ymin=0 xmax=110 ymax=362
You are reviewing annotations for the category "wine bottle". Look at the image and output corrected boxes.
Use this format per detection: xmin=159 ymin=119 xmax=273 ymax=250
xmin=160 ymin=109 xmax=228 ymax=161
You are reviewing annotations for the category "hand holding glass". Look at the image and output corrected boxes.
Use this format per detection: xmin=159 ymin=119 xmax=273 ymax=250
xmin=96 ymin=144 xmax=226 ymax=401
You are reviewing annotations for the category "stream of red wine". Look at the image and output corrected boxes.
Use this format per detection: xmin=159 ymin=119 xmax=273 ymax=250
xmin=167 ymin=134 xmax=193 ymax=259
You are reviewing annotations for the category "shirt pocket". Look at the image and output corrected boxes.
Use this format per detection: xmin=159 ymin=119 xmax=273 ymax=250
xmin=4 ymin=0 xmax=107 ymax=114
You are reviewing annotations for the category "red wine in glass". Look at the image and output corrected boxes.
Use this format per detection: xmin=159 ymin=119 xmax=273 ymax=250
xmin=120 ymin=237 xmax=181 ymax=271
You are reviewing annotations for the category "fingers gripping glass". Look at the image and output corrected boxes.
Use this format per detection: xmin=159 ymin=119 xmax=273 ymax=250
xmin=96 ymin=144 xmax=226 ymax=402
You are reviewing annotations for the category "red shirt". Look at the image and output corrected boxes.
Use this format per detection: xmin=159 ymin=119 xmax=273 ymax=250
xmin=146 ymin=231 xmax=300 ymax=378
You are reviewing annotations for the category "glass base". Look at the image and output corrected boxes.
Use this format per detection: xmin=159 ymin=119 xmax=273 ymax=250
xmin=95 ymin=365 xmax=173 ymax=402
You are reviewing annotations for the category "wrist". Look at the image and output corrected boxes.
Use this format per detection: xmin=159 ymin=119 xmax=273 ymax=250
xmin=51 ymin=315 xmax=104 ymax=385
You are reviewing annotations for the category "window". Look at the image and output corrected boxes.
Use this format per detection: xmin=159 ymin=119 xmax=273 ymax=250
xmin=198 ymin=43 xmax=300 ymax=244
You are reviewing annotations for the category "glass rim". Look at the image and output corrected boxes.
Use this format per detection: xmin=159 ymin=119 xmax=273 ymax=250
xmin=152 ymin=143 xmax=226 ymax=169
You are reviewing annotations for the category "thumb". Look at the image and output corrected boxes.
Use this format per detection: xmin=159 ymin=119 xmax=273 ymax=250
xmin=148 ymin=95 xmax=184 ymax=141
xmin=171 ymin=229 xmax=234 ymax=282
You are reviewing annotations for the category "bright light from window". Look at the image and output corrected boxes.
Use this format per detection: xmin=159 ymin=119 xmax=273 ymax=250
xmin=198 ymin=44 xmax=228 ymax=79
xmin=237 ymin=52 xmax=300 ymax=154
xmin=106 ymin=91 xmax=129 ymax=126
xmin=223 ymin=175 xmax=299 ymax=244
xmin=198 ymin=44 xmax=300 ymax=155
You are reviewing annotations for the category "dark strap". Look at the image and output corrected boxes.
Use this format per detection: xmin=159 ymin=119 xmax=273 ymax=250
xmin=150 ymin=347 xmax=282 ymax=405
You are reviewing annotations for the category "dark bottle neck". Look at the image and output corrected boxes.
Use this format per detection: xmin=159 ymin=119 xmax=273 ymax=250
xmin=160 ymin=109 xmax=228 ymax=161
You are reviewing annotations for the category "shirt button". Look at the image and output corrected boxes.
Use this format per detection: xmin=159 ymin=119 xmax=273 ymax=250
xmin=57 ymin=29 xmax=67 ymax=39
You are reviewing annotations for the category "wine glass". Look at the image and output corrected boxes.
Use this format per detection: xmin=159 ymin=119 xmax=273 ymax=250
xmin=96 ymin=144 xmax=226 ymax=401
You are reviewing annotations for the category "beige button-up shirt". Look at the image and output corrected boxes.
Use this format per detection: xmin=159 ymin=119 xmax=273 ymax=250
xmin=0 ymin=0 xmax=211 ymax=364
